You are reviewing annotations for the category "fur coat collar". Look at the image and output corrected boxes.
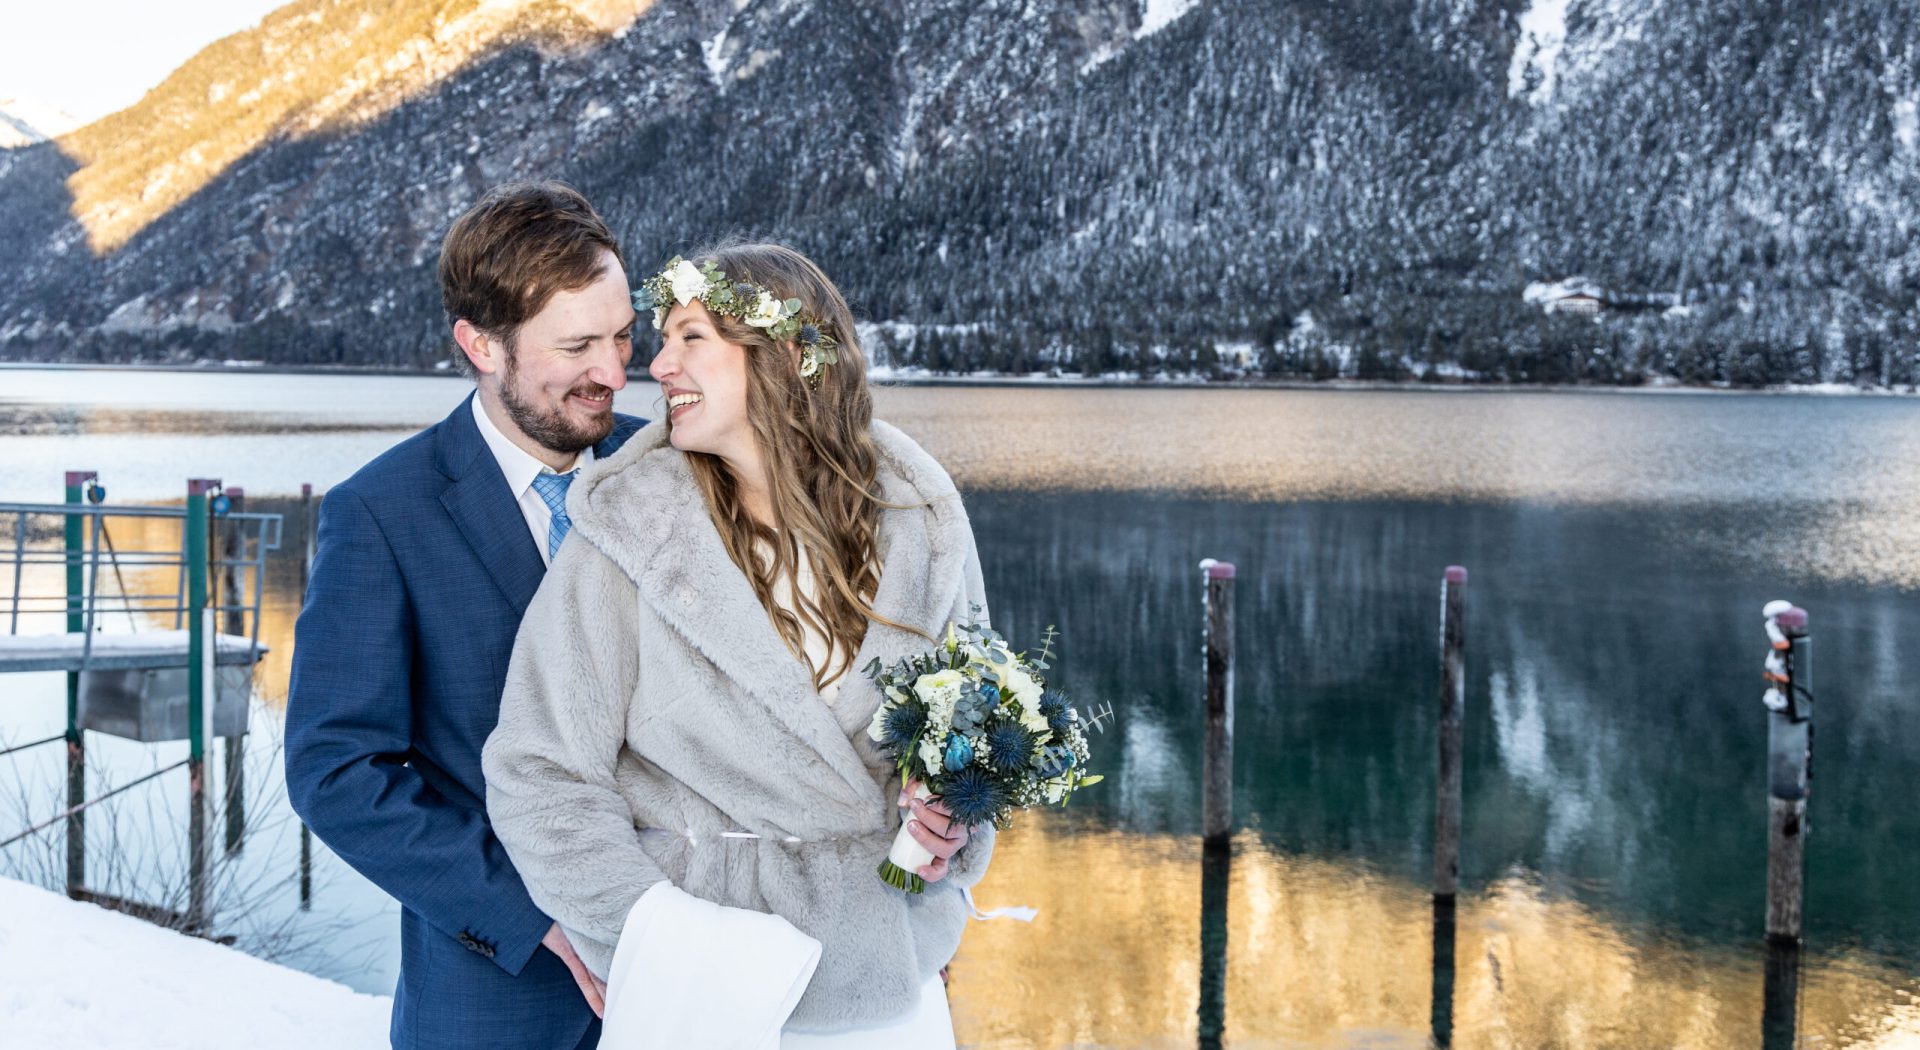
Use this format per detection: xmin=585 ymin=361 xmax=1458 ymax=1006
xmin=567 ymin=417 xmax=981 ymax=833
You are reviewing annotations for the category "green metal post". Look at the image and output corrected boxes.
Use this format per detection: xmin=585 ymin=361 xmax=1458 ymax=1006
xmin=64 ymin=470 xmax=96 ymax=900
xmin=186 ymin=478 xmax=218 ymax=933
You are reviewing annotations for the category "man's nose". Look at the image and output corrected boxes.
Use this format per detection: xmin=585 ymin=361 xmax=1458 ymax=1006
xmin=584 ymin=339 xmax=630 ymax=390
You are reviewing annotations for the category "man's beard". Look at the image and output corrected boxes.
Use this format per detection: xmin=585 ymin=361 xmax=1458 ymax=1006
xmin=500 ymin=349 xmax=616 ymax=455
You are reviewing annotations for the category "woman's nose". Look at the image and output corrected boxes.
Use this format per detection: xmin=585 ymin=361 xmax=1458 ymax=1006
xmin=648 ymin=343 xmax=678 ymax=381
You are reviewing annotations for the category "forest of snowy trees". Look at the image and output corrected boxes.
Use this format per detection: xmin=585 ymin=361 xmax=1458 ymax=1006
xmin=1 ymin=0 xmax=1915 ymax=387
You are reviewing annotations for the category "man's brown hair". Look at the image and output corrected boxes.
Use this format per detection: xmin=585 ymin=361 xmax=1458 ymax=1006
xmin=438 ymin=180 xmax=624 ymax=373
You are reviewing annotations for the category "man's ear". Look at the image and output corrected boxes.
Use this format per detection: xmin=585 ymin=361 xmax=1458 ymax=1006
xmin=454 ymin=319 xmax=503 ymax=376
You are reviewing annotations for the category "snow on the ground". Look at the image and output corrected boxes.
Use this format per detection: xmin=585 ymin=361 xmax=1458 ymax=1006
xmin=0 ymin=876 xmax=390 ymax=1049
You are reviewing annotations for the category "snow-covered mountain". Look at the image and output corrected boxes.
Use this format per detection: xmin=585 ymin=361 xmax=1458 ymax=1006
xmin=0 ymin=97 xmax=81 ymax=149
xmin=1 ymin=0 xmax=1915 ymax=387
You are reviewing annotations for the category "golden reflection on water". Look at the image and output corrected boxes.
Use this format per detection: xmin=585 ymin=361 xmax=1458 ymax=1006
xmin=947 ymin=816 xmax=1920 ymax=1049
xmin=870 ymin=386 xmax=1920 ymax=591
xmin=6 ymin=509 xmax=305 ymax=703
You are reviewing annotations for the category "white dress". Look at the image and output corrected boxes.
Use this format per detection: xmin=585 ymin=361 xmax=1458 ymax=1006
xmin=775 ymin=542 xmax=957 ymax=1047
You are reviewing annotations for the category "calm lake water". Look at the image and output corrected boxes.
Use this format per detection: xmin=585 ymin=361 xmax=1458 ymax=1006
xmin=2 ymin=368 xmax=1917 ymax=1048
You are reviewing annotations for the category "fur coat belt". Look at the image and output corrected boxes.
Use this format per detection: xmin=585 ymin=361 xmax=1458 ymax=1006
xmin=482 ymin=419 xmax=994 ymax=1031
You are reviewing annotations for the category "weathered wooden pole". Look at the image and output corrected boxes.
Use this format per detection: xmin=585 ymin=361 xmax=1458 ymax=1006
xmin=185 ymin=478 xmax=218 ymax=934
xmin=1762 ymin=602 xmax=1811 ymax=942
xmin=1197 ymin=558 xmax=1235 ymax=1048
xmin=64 ymin=470 xmax=96 ymax=900
xmin=1434 ymin=566 xmax=1467 ymax=899
xmin=1762 ymin=938 xmax=1799 ymax=1050
xmin=299 ymin=483 xmax=316 ymax=909
xmin=1429 ymin=896 xmax=1458 ymax=1048
xmin=1197 ymin=836 xmax=1231 ymax=1050
xmin=1759 ymin=600 xmax=1810 ymax=1049
xmin=220 ymin=488 xmax=247 ymax=856
xmin=1201 ymin=559 xmax=1235 ymax=846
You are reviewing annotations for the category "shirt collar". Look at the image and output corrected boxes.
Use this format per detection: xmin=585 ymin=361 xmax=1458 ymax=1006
xmin=470 ymin=393 xmax=594 ymax=498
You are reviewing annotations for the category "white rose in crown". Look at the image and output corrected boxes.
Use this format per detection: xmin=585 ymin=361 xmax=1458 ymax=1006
xmin=668 ymin=259 xmax=708 ymax=306
xmin=743 ymin=291 xmax=782 ymax=328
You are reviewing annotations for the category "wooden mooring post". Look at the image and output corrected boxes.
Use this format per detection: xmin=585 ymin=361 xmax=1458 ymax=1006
xmin=1200 ymin=559 xmax=1235 ymax=846
xmin=1197 ymin=558 xmax=1235 ymax=1049
xmin=1762 ymin=602 xmax=1811 ymax=942
xmin=298 ymin=483 xmax=317 ymax=909
xmin=1434 ymin=566 xmax=1467 ymax=899
xmin=1760 ymin=601 xmax=1811 ymax=1049
xmin=1429 ymin=896 xmax=1458 ymax=1048
xmin=220 ymin=488 xmax=247 ymax=855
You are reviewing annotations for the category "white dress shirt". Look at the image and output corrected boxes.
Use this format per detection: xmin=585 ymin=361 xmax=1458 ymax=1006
xmin=471 ymin=395 xmax=593 ymax=566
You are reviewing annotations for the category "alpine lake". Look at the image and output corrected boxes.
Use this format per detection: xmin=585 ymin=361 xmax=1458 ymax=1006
xmin=1 ymin=367 xmax=1917 ymax=1049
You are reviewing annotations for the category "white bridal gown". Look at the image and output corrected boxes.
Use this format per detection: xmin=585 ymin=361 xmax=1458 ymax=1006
xmin=593 ymin=543 xmax=959 ymax=1048
xmin=775 ymin=543 xmax=958 ymax=1048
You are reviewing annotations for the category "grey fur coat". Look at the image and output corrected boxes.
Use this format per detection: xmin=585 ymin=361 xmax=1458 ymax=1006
xmin=481 ymin=419 xmax=995 ymax=1031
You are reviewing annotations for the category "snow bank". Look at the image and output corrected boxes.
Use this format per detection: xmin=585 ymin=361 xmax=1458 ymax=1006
xmin=0 ymin=876 xmax=390 ymax=1049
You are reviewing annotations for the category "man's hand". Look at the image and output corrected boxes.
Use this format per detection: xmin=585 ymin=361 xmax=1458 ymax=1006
xmin=900 ymin=780 xmax=971 ymax=885
xmin=542 ymin=922 xmax=606 ymax=1018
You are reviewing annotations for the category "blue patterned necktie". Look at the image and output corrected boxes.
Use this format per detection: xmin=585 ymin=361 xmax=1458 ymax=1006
xmin=530 ymin=470 xmax=578 ymax=561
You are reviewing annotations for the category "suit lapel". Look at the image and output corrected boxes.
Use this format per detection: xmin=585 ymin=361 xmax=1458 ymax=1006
xmin=434 ymin=395 xmax=546 ymax=619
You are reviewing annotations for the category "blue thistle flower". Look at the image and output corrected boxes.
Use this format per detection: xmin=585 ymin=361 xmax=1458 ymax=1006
xmin=1039 ymin=691 xmax=1074 ymax=737
xmin=880 ymin=704 xmax=927 ymax=750
xmin=733 ymin=282 xmax=755 ymax=300
xmin=936 ymin=766 xmax=1006 ymax=828
xmin=984 ymin=720 xmax=1036 ymax=775
xmin=799 ymin=323 xmax=821 ymax=344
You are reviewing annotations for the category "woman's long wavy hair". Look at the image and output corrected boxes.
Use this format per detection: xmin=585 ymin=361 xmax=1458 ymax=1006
xmin=672 ymin=241 xmax=917 ymax=690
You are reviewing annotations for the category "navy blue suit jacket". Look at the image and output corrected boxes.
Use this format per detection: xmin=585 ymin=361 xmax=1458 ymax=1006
xmin=286 ymin=394 xmax=645 ymax=1050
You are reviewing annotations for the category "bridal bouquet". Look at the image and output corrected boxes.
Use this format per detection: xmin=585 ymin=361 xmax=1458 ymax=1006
xmin=863 ymin=614 xmax=1102 ymax=893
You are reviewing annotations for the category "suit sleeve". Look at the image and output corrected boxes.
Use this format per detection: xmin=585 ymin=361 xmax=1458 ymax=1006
xmin=482 ymin=536 xmax=669 ymax=975
xmin=284 ymin=487 xmax=552 ymax=976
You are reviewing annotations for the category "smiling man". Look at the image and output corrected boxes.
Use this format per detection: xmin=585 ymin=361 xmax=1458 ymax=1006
xmin=286 ymin=181 xmax=646 ymax=1050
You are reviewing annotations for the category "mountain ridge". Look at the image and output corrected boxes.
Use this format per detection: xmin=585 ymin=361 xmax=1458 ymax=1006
xmin=1 ymin=0 xmax=1915 ymax=388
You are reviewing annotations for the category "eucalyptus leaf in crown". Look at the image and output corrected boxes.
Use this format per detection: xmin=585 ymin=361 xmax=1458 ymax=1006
xmin=635 ymin=256 xmax=841 ymax=387
xmin=862 ymin=612 xmax=1104 ymax=893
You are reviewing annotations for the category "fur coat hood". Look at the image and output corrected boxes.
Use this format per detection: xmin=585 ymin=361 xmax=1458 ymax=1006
xmin=483 ymin=418 xmax=993 ymax=1031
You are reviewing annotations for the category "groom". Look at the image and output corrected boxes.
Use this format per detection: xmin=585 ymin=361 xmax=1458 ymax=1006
xmin=287 ymin=181 xmax=645 ymax=1050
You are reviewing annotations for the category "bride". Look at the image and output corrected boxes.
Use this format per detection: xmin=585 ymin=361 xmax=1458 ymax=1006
xmin=482 ymin=242 xmax=993 ymax=1046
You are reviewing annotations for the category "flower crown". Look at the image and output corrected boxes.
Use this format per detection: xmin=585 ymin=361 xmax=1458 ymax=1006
xmin=636 ymin=257 xmax=841 ymax=388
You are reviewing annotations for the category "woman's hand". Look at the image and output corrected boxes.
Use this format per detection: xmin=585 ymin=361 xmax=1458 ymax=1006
xmin=900 ymin=779 xmax=971 ymax=884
